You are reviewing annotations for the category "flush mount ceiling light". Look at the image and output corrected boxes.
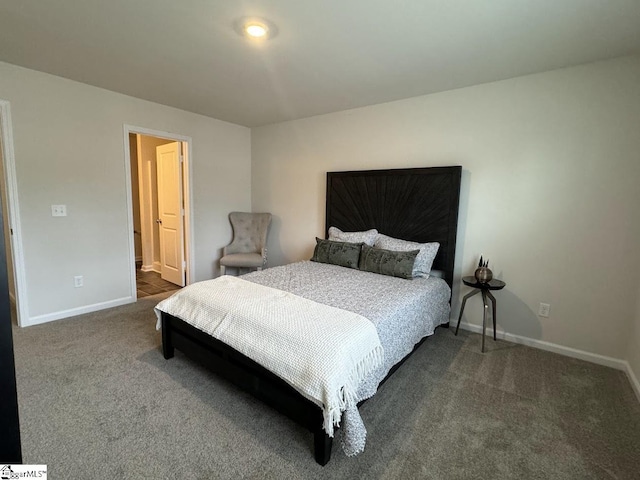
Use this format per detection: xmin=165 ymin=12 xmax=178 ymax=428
xmin=245 ymin=22 xmax=268 ymax=38
xmin=234 ymin=17 xmax=278 ymax=40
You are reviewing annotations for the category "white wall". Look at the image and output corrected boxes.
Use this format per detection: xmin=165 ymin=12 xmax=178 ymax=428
xmin=252 ymin=55 xmax=640 ymax=362
xmin=0 ymin=61 xmax=251 ymax=325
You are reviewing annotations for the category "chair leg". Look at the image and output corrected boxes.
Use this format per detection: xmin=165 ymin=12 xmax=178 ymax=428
xmin=220 ymin=265 xmax=226 ymax=275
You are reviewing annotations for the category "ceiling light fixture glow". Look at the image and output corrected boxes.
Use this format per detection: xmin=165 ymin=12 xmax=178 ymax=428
xmin=234 ymin=17 xmax=277 ymax=41
xmin=244 ymin=22 xmax=268 ymax=38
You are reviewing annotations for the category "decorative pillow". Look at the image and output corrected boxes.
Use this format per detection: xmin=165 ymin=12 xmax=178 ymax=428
xmin=374 ymin=234 xmax=440 ymax=278
xmin=311 ymin=238 xmax=362 ymax=269
xmin=359 ymin=244 xmax=419 ymax=280
xmin=328 ymin=226 xmax=378 ymax=246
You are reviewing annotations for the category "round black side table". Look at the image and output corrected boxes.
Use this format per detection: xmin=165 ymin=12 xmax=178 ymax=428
xmin=455 ymin=276 xmax=506 ymax=352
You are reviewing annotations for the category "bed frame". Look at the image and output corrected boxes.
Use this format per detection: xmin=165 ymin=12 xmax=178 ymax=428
xmin=161 ymin=166 xmax=462 ymax=465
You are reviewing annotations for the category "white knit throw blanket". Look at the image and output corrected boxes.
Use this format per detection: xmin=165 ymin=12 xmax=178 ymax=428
xmin=154 ymin=276 xmax=384 ymax=437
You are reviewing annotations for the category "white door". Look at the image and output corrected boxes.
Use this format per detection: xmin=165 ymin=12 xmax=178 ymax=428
xmin=156 ymin=142 xmax=185 ymax=286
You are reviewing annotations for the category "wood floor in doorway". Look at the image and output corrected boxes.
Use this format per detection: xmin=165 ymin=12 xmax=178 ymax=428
xmin=136 ymin=268 xmax=182 ymax=298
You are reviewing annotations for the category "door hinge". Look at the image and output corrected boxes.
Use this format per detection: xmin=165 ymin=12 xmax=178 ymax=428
xmin=182 ymin=260 xmax=187 ymax=270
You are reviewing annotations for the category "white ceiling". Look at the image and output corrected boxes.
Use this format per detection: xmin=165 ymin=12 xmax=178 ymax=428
xmin=1 ymin=0 xmax=639 ymax=127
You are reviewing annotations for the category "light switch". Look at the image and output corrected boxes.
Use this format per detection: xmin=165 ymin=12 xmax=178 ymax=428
xmin=51 ymin=205 xmax=67 ymax=217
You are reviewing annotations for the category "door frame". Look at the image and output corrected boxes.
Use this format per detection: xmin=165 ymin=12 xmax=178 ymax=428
xmin=0 ymin=99 xmax=28 ymax=327
xmin=123 ymin=125 xmax=193 ymax=298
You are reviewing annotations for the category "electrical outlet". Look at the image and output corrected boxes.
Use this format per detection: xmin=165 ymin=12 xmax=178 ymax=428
xmin=538 ymin=302 xmax=550 ymax=317
xmin=51 ymin=205 xmax=67 ymax=217
xmin=74 ymin=275 xmax=83 ymax=288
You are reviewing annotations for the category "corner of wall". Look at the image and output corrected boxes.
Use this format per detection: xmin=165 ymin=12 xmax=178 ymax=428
xmin=625 ymin=361 xmax=640 ymax=403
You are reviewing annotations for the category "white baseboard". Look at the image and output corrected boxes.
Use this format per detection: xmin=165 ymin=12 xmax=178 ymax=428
xmin=624 ymin=362 xmax=640 ymax=403
xmin=453 ymin=321 xmax=629 ymax=371
xmin=141 ymin=263 xmax=161 ymax=274
xmin=23 ymin=296 xmax=135 ymax=327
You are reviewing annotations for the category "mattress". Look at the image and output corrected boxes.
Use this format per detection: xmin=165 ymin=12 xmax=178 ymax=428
xmin=242 ymin=260 xmax=451 ymax=454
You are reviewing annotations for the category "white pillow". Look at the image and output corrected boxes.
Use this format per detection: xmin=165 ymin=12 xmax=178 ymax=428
xmin=374 ymin=234 xmax=439 ymax=278
xmin=328 ymin=226 xmax=378 ymax=246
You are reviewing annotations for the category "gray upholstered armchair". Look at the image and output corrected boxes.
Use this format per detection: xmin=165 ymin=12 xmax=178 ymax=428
xmin=219 ymin=212 xmax=272 ymax=275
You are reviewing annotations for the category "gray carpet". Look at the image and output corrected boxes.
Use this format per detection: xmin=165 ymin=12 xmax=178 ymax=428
xmin=12 ymin=295 xmax=640 ymax=479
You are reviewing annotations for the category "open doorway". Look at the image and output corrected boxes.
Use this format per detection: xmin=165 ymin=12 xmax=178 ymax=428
xmin=125 ymin=126 xmax=192 ymax=300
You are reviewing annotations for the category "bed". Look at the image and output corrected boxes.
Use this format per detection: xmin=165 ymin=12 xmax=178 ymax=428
xmin=156 ymin=166 xmax=462 ymax=465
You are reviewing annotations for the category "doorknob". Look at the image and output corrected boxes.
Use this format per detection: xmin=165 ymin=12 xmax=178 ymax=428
xmin=156 ymin=219 xmax=162 ymax=224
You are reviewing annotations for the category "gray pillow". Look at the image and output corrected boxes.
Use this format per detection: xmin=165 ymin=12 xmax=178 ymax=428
xmin=359 ymin=244 xmax=419 ymax=280
xmin=311 ymin=238 xmax=362 ymax=269
xmin=374 ymin=234 xmax=439 ymax=278
xmin=328 ymin=226 xmax=378 ymax=246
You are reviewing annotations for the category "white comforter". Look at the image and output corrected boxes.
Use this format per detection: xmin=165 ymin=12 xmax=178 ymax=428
xmin=154 ymin=275 xmax=384 ymax=437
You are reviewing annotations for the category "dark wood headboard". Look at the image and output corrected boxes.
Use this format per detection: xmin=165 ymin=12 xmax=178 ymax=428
xmin=325 ymin=166 xmax=462 ymax=288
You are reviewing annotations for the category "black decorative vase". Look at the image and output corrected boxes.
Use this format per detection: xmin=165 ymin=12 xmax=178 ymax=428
xmin=474 ymin=267 xmax=493 ymax=284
